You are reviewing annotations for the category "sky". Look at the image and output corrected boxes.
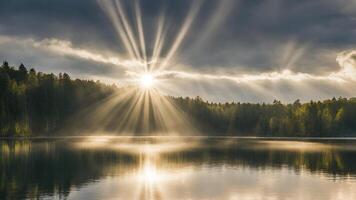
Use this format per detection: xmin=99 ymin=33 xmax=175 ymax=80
xmin=0 ymin=0 xmax=355 ymax=103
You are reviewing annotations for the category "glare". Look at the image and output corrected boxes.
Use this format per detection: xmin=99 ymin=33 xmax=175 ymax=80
xmin=141 ymin=162 xmax=160 ymax=184
xmin=139 ymin=74 xmax=156 ymax=89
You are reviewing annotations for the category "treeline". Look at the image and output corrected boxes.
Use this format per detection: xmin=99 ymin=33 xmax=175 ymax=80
xmin=1 ymin=61 xmax=356 ymax=137
xmin=0 ymin=62 xmax=116 ymax=136
xmin=174 ymin=96 xmax=356 ymax=137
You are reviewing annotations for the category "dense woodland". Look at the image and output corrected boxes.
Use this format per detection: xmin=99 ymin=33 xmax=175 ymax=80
xmin=1 ymin=61 xmax=356 ymax=137
xmin=0 ymin=62 xmax=116 ymax=136
xmin=175 ymin=96 xmax=356 ymax=137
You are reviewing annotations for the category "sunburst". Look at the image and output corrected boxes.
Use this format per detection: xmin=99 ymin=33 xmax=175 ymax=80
xmin=138 ymin=73 xmax=157 ymax=89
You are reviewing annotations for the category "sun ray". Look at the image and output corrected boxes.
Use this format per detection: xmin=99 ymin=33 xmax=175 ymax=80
xmin=115 ymin=91 xmax=145 ymax=133
xmin=150 ymin=13 xmax=166 ymax=71
xmin=97 ymin=0 xmax=138 ymax=61
xmin=134 ymin=0 xmax=148 ymax=70
xmin=114 ymin=0 xmax=143 ymax=62
xmin=182 ymin=0 xmax=235 ymax=58
xmin=157 ymin=0 xmax=202 ymax=71
xmin=78 ymin=0 xmax=203 ymax=136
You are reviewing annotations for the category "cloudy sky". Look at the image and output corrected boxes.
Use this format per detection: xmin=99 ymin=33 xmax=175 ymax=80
xmin=0 ymin=0 xmax=355 ymax=102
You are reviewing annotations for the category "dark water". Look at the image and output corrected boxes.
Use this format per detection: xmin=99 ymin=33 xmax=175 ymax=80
xmin=1 ymin=137 xmax=356 ymax=200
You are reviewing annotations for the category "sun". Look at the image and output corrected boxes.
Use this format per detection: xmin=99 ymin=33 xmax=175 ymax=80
xmin=139 ymin=73 xmax=157 ymax=89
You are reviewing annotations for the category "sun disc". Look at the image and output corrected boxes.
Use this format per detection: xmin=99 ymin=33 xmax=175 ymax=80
xmin=139 ymin=73 xmax=156 ymax=89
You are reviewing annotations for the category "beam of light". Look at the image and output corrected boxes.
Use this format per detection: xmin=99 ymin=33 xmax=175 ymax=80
xmin=65 ymin=88 xmax=138 ymax=133
xmin=278 ymin=40 xmax=310 ymax=70
xmin=149 ymin=13 xmax=167 ymax=72
xmin=182 ymin=0 xmax=236 ymax=58
xmin=116 ymin=91 xmax=148 ymax=133
xmin=97 ymin=0 xmax=139 ymax=61
xmin=135 ymin=0 xmax=147 ymax=69
xmin=154 ymin=94 xmax=196 ymax=133
xmin=157 ymin=0 xmax=203 ymax=71
xmin=66 ymin=84 xmax=197 ymax=135
xmin=113 ymin=0 xmax=142 ymax=61
xmin=64 ymin=74 xmax=196 ymax=134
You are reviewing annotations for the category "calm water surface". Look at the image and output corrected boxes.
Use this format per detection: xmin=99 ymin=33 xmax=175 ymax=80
xmin=1 ymin=137 xmax=356 ymax=200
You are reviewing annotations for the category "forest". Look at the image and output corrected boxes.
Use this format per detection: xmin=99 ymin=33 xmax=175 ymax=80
xmin=1 ymin=61 xmax=356 ymax=137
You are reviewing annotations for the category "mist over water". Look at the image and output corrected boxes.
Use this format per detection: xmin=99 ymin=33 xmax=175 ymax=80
xmin=1 ymin=137 xmax=356 ymax=200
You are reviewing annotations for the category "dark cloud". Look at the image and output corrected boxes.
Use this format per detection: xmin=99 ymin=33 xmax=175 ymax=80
xmin=1 ymin=0 xmax=354 ymax=67
xmin=1 ymin=0 xmax=355 ymax=61
xmin=178 ymin=0 xmax=356 ymax=72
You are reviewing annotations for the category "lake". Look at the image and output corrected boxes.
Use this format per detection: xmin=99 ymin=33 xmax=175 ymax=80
xmin=1 ymin=137 xmax=356 ymax=200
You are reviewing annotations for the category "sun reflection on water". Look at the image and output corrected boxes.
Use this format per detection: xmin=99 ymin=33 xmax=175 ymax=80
xmin=141 ymin=161 xmax=158 ymax=184
xmin=136 ymin=153 xmax=164 ymax=200
xmin=4 ymin=138 xmax=356 ymax=200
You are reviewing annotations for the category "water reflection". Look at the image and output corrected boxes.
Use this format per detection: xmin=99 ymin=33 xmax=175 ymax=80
xmin=1 ymin=137 xmax=356 ymax=199
xmin=137 ymin=154 xmax=163 ymax=200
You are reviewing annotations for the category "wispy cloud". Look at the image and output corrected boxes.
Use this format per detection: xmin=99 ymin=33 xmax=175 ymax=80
xmin=334 ymin=50 xmax=356 ymax=81
xmin=0 ymin=36 xmax=356 ymax=94
xmin=2 ymin=35 xmax=355 ymax=86
xmin=139 ymin=50 xmax=356 ymax=84
xmin=0 ymin=35 xmax=144 ymax=70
